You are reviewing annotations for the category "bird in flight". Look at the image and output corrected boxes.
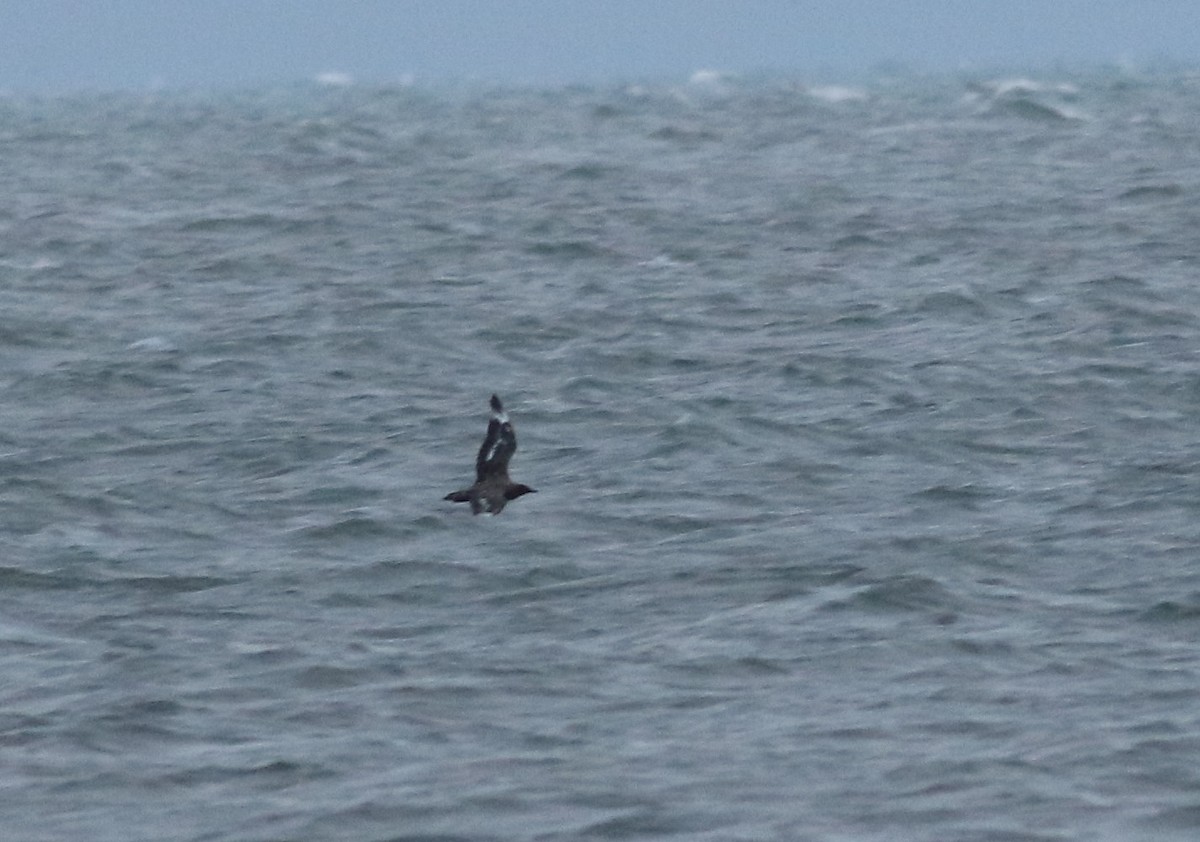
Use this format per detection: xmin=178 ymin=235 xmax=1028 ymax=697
xmin=444 ymin=394 xmax=537 ymax=514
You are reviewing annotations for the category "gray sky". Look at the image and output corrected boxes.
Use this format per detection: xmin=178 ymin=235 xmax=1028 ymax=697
xmin=2 ymin=1 xmax=1199 ymax=92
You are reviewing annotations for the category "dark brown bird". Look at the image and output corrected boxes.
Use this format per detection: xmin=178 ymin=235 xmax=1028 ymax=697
xmin=444 ymin=394 xmax=537 ymax=514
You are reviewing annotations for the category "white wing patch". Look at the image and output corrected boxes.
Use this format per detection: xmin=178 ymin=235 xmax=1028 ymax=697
xmin=482 ymin=408 xmax=510 ymax=466
xmin=483 ymin=438 xmax=501 ymax=463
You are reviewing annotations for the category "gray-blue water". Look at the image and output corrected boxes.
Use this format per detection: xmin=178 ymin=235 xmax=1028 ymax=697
xmin=3 ymin=71 xmax=1200 ymax=841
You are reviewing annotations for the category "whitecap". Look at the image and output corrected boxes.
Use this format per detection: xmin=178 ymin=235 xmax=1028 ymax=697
xmin=315 ymin=71 xmax=354 ymax=87
xmin=128 ymin=336 xmax=178 ymax=353
xmin=807 ymin=85 xmax=868 ymax=103
xmin=689 ymin=69 xmax=727 ymax=86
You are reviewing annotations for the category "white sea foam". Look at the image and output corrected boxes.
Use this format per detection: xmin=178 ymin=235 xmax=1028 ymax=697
xmin=806 ymin=85 xmax=868 ymax=103
xmin=315 ymin=70 xmax=354 ymax=87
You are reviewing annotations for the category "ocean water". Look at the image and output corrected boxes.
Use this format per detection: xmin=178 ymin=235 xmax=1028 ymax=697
xmin=2 ymin=70 xmax=1200 ymax=841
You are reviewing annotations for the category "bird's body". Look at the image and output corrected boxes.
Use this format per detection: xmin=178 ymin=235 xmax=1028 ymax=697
xmin=444 ymin=395 xmax=536 ymax=514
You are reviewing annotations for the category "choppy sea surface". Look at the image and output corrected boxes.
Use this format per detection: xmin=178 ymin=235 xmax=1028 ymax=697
xmin=3 ymin=70 xmax=1200 ymax=841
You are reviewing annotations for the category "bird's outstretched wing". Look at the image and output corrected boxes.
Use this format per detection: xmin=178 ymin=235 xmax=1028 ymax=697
xmin=475 ymin=394 xmax=517 ymax=480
